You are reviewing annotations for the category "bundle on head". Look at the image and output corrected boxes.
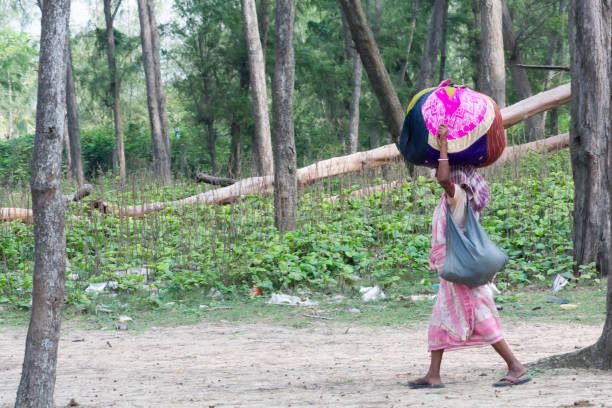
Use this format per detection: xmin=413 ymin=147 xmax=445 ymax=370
xmin=399 ymin=79 xmax=505 ymax=168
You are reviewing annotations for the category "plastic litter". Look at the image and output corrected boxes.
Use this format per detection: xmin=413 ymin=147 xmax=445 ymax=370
xmin=118 ymin=315 xmax=132 ymax=323
xmin=84 ymin=282 xmax=117 ymax=293
xmin=267 ymin=293 xmax=318 ymax=306
xmin=409 ymin=294 xmax=436 ymax=301
xmin=560 ymin=304 xmax=577 ymax=310
xmin=552 ymin=274 xmax=569 ymax=293
xmin=349 ymin=308 xmax=361 ymax=313
xmin=359 ymin=286 xmax=386 ymax=302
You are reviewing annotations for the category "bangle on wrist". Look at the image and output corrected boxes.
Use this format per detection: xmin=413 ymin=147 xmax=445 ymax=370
xmin=438 ymin=158 xmax=449 ymax=161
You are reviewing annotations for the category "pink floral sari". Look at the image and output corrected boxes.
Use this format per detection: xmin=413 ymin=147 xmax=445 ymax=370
xmin=427 ymin=166 xmax=504 ymax=351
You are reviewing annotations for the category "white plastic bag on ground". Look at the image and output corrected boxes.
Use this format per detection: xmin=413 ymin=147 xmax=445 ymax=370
xmin=267 ymin=293 xmax=318 ymax=306
xmin=360 ymin=286 xmax=386 ymax=302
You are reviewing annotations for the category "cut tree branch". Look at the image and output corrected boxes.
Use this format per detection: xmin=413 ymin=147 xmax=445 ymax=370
xmin=516 ymin=64 xmax=570 ymax=71
xmin=195 ymin=172 xmax=237 ymax=186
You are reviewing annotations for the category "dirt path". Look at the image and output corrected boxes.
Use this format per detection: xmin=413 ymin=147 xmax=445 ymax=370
xmin=1 ymin=320 xmax=610 ymax=408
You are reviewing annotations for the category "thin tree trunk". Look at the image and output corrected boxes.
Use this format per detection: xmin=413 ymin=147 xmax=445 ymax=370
xmin=533 ymin=0 xmax=611 ymax=371
xmin=272 ymin=0 xmax=297 ymax=233
xmin=65 ymin=36 xmax=85 ymax=186
xmin=438 ymin=0 xmax=449 ymax=83
xmin=148 ymin=0 xmax=171 ymax=181
xmin=228 ymin=61 xmax=249 ymax=179
xmin=472 ymin=0 xmax=482 ymax=89
xmin=258 ymin=0 xmax=269 ymax=60
xmin=417 ymin=0 xmax=448 ymax=89
xmin=347 ymin=54 xmax=363 ymax=154
xmin=137 ymin=0 xmax=171 ymax=185
xmin=241 ymin=0 xmax=274 ymax=176
xmin=103 ymin=0 xmax=126 ymax=184
xmin=206 ymin=119 xmax=218 ymax=176
xmin=501 ymin=0 xmax=544 ymax=140
xmin=397 ymin=0 xmax=419 ymax=87
xmin=15 ymin=0 xmax=69 ymax=406
xmin=63 ymin=116 xmax=71 ymax=170
xmin=7 ymin=69 xmax=13 ymax=139
xmin=543 ymin=0 xmax=567 ymax=135
xmin=479 ymin=0 xmax=505 ymax=107
xmin=338 ymin=0 xmax=404 ymax=144
xmin=340 ymin=8 xmax=363 ymax=154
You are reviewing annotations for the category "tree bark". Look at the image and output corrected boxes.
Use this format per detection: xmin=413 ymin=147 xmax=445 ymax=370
xmin=417 ymin=0 xmax=448 ymax=89
xmin=501 ymin=0 xmax=544 ymax=141
xmin=397 ymin=0 xmax=419 ymax=87
xmin=479 ymin=0 xmax=506 ymax=107
xmin=103 ymin=0 xmax=126 ymax=184
xmin=533 ymin=0 xmax=612 ymax=371
xmin=438 ymin=0 xmax=449 ymax=83
xmin=272 ymin=0 xmax=298 ymax=233
xmin=206 ymin=119 xmax=218 ymax=176
xmin=258 ymin=0 xmax=269 ymax=60
xmin=241 ymin=0 xmax=274 ymax=176
xmin=338 ymin=0 xmax=404 ymax=144
xmin=65 ymin=35 xmax=85 ymax=186
xmin=14 ymin=0 xmax=69 ymax=406
xmin=340 ymin=8 xmax=363 ymax=154
xmin=148 ymin=0 xmax=171 ymax=182
xmin=137 ymin=0 xmax=172 ymax=185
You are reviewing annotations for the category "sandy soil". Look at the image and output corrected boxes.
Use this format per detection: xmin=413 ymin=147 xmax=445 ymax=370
xmin=1 ymin=319 xmax=610 ymax=408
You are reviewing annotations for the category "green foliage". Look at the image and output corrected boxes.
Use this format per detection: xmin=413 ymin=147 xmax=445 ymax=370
xmin=0 ymin=151 xmax=591 ymax=311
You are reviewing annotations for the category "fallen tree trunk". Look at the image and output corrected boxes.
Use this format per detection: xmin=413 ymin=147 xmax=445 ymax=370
xmin=325 ymin=133 xmax=569 ymax=202
xmin=4 ymin=83 xmax=572 ymax=220
xmin=1 ymin=184 xmax=93 ymax=223
xmin=501 ymin=82 xmax=570 ymax=128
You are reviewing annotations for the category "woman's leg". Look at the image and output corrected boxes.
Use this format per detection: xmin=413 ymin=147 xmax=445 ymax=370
xmin=491 ymin=340 xmax=526 ymax=379
xmin=409 ymin=350 xmax=444 ymax=386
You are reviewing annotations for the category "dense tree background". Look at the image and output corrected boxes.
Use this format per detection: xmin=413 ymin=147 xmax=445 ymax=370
xmin=0 ymin=0 xmax=571 ymax=182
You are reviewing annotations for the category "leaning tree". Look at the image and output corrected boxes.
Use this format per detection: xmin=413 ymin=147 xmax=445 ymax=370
xmin=15 ymin=0 xmax=70 ymax=406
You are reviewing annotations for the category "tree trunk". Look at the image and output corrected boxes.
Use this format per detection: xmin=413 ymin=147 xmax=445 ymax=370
xmin=205 ymin=119 xmax=218 ymax=176
xmin=258 ymin=0 xmax=269 ymax=60
xmin=148 ymin=0 xmax=172 ymax=182
xmin=532 ymin=0 xmax=612 ymax=371
xmin=65 ymin=36 xmax=85 ymax=186
xmin=272 ymin=0 xmax=297 ymax=233
xmin=137 ymin=0 xmax=172 ymax=185
xmin=501 ymin=0 xmax=544 ymax=140
xmin=103 ymin=0 xmax=126 ymax=184
xmin=438 ymin=0 xmax=449 ymax=83
xmin=7 ymin=69 xmax=13 ymax=139
xmin=544 ymin=0 xmax=567 ymax=135
xmin=479 ymin=0 xmax=506 ymax=107
xmin=340 ymin=8 xmax=363 ymax=154
xmin=338 ymin=0 xmax=404 ymax=144
xmin=417 ymin=0 xmax=448 ymax=89
xmin=397 ymin=0 xmax=419 ymax=87
xmin=471 ymin=0 xmax=482 ymax=89
xmin=14 ymin=0 xmax=69 ymax=406
xmin=241 ymin=0 xmax=274 ymax=176
xmin=569 ymin=0 xmax=611 ymax=277
xmin=62 ymin=116 xmax=71 ymax=169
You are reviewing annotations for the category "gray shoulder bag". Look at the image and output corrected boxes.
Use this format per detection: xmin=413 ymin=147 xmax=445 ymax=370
xmin=438 ymin=200 xmax=508 ymax=287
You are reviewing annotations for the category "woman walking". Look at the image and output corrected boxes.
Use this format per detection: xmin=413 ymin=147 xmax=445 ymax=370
xmin=409 ymin=124 xmax=530 ymax=389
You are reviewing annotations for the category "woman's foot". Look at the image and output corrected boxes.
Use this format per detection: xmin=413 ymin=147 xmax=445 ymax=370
xmin=493 ymin=363 xmax=531 ymax=387
xmin=408 ymin=375 xmax=444 ymax=389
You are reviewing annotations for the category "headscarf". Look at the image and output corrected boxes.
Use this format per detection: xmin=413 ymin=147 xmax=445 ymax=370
xmin=429 ymin=165 xmax=491 ymax=271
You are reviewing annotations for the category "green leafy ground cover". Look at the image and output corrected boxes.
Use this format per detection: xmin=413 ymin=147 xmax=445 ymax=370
xmin=0 ymin=150 xmax=601 ymax=315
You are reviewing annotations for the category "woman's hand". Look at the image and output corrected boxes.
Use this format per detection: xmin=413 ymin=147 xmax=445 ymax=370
xmin=436 ymin=124 xmax=454 ymax=197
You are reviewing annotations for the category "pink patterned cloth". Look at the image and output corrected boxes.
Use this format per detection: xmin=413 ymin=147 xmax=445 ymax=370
xmin=421 ymin=86 xmax=488 ymax=141
xmin=427 ymin=166 xmax=503 ymax=351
